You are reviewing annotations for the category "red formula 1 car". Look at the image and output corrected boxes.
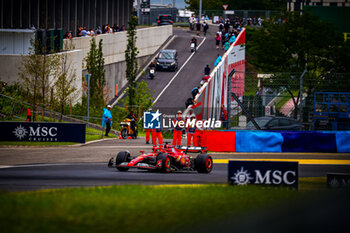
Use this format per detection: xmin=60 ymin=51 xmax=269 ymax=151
xmin=108 ymin=144 xmax=213 ymax=173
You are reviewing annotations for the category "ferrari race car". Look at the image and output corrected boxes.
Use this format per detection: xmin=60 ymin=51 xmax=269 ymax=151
xmin=108 ymin=144 xmax=213 ymax=173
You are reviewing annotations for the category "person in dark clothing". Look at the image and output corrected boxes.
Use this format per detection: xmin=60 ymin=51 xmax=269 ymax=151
xmin=202 ymin=21 xmax=209 ymax=36
xmin=126 ymin=111 xmax=137 ymax=137
xmin=185 ymin=97 xmax=194 ymax=108
xmin=192 ymin=86 xmax=200 ymax=99
xmin=190 ymin=37 xmax=198 ymax=52
xmin=102 ymin=105 xmax=113 ymax=136
xmin=196 ymin=21 xmax=201 ymax=35
xmin=204 ymin=64 xmax=210 ymax=75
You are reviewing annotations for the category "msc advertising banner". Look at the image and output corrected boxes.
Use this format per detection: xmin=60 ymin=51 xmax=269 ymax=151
xmin=228 ymin=160 xmax=299 ymax=189
xmin=0 ymin=122 xmax=86 ymax=143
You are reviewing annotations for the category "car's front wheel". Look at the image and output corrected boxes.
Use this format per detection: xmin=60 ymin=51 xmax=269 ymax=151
xmin=195 ymin=154 xmax=213 ymax=173
xmin=116 ymin=151 xmax=130 ymax=171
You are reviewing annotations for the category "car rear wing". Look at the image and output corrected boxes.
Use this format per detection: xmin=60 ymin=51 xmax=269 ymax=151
xmin=175 ymin=146 xmax=207 ymax=153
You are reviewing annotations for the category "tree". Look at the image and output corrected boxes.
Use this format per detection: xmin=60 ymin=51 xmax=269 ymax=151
xmin=247 ymin=10 xmax=350 ymax=118
xmin=121 ymin=80 xmax=155 ymax=121
xmin=85 ymin=37 xmax=106 ymax=109
xmin=18 ymin=39 xmax=60 ymax=121
xmin=55 ymin=52 xmax=78 ymax=120
xmin=125 ymin=13 xmax=139 ymax=109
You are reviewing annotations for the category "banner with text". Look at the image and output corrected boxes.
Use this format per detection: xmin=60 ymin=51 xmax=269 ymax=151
xmin=0 ymin=122 xmax=86 ymax=143
xmin=228 ymin=160 xmax=299 ymax=189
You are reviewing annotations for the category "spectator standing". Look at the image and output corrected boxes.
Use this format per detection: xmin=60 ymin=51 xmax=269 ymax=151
xmin=152 ymin=128 xmax=163 ymax=147
xmin=102 ymin=105 xmax=113 ymax=136
xmin=204 ymin=64 xmax=210 ymax=76
xmin=215 ymin=33 xmax=221 ymax=49
xmin=214 ymin=54 xmax=222 ymax=66
xmin=224 ymin=40 xmax=230 ymax=51
xmin=145 ymin=108 xmax=152 ymax=144
xmin=113 ymin=24 xmax=120 ymax=32
xmin=189 ymin=15 xmax=194 ymax=30
xmin=192 ymin=86 xmax=200 ymax=99
xmin=187 ymin=114 xmax=198 ymax=146
xmin=81 ymin=27 xmax=87 ymax=37
xmin=172 ymin=111 xmax=184 ymax=146
xmin=196 ymin=21 xmax=201 ymax=36
xmin=185 ymin=97 xmax=194 ymax=108
xmin=221 ymin=104 xmax=228 ymax=129
xmin=26 ymin=108 xmax=31 ymax=122
xmin=202 ymin=21 xmax=209 ymax=36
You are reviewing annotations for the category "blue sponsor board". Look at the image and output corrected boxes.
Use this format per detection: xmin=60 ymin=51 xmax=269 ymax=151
xmin=228 ymin=160 xmax=299 ymax=189
xmin=0 ymin=122 xmax=86 ymax=143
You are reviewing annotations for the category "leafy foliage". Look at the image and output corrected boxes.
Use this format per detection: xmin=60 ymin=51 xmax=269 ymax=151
xmin=125 ymin=14 xmax=139 ymax=108
xmin=18 ymin=39 xmax=60 ymax=120
xmin=85 ymin=37 xmax=106 ymax=109
xmin=55 ymin=53 xmax=78 ymax=119
xmin=247 ymin=10 xmax=350 ymax=117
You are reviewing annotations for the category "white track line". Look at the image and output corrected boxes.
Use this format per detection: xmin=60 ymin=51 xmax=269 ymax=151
xmin=111 ymin=35 xmax=177 ymax=107
xmin=153 ymin=37 xmax=207 ymax=104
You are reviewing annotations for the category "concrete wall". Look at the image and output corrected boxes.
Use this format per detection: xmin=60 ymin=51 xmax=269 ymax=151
xmin=0 ymin=49 xmax=83 ymax=104
xmin=0 ymin=29 xmax=35 ymax=55
xmin=1 ymin=26 xmax=173 ymax=101
xmin=65 ymin=25 xmax=173 ymax=98
xmin=64 ymin=25 xmax=173 ymax=66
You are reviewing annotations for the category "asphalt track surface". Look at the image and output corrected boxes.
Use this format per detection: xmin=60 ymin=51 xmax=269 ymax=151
xmin=0 ymin=139 xmax=349 ymax=191
xmin=1 ymin=163 xmax=350 ymax=191
xmin=138 ymin=26 xmax=224 ymax=114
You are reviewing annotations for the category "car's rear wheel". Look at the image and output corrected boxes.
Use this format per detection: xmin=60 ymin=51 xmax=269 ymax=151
xmin=116 ymin=151 xmax=130 ymax=171
xmin=195 ymin=154 xmax=213 ymax=173
xmin=157 ymin=153 xmax=172 ymax=173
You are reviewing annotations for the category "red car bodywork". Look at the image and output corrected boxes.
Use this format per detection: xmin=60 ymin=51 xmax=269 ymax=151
xmin=108 ymin=144 xmax=213 ymax=173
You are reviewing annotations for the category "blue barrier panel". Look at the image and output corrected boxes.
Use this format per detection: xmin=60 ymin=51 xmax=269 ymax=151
xmin=335 ymin=131 xmax=350 ymax=153
xmin=236 ymin=131 xmax=283 ymax=152
xmin=281 ymin=131 xmax=337 ymax=153
xmin=0 ymin=122 xmax=86 ymax=143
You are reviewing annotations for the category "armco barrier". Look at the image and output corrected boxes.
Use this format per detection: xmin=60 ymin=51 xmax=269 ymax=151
xmin=200 ymin=130 xmax=350 ymax=153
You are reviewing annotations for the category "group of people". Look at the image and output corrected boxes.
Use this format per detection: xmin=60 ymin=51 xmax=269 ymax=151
xmin=64 ymin=24 xmax=126 ymax=39
xmin=215 ymin=18 xmax=241 ymax=50
xmin=172 ymin=109 xmax=199 ymax=147
xmin=189 ymin=15 xmax=210 ymax=36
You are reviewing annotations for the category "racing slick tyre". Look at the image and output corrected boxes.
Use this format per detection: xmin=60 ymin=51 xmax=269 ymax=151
xmin=116 ymin=151 xmax=130 ymax=171
xmin=121 ymin=128 xmax=128 ymax=139
xmin=195 ymin=154 xmax=213 ymax=173
xmin=156 ymin=153 xmax=172 ymax=173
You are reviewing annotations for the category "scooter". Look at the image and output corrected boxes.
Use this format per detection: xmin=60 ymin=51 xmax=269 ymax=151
xmin=149 ymin=67 xmax=155 ymax=79
xmin=190 ymin=42 xmax=196 ymax=53
xmin=120 ymin=119 xmax=138 ymax=139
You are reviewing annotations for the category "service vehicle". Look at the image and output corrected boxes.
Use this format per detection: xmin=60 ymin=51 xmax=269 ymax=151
xmin=120 ymin=118 xmax=138 ymax=139
xmin=157 ymin=15 xmax=173 ymax=26
xmin=108 ymin=144 xmax=213 ymax=173
xmin=246 ymin=116 xmax=303 ymax=130
xmin=155 ymin=49 xmax=178 ymax=71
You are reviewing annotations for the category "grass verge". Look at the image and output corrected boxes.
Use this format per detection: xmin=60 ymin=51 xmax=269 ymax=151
xmin=0 ymin=178 xmax=329 ymax=233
